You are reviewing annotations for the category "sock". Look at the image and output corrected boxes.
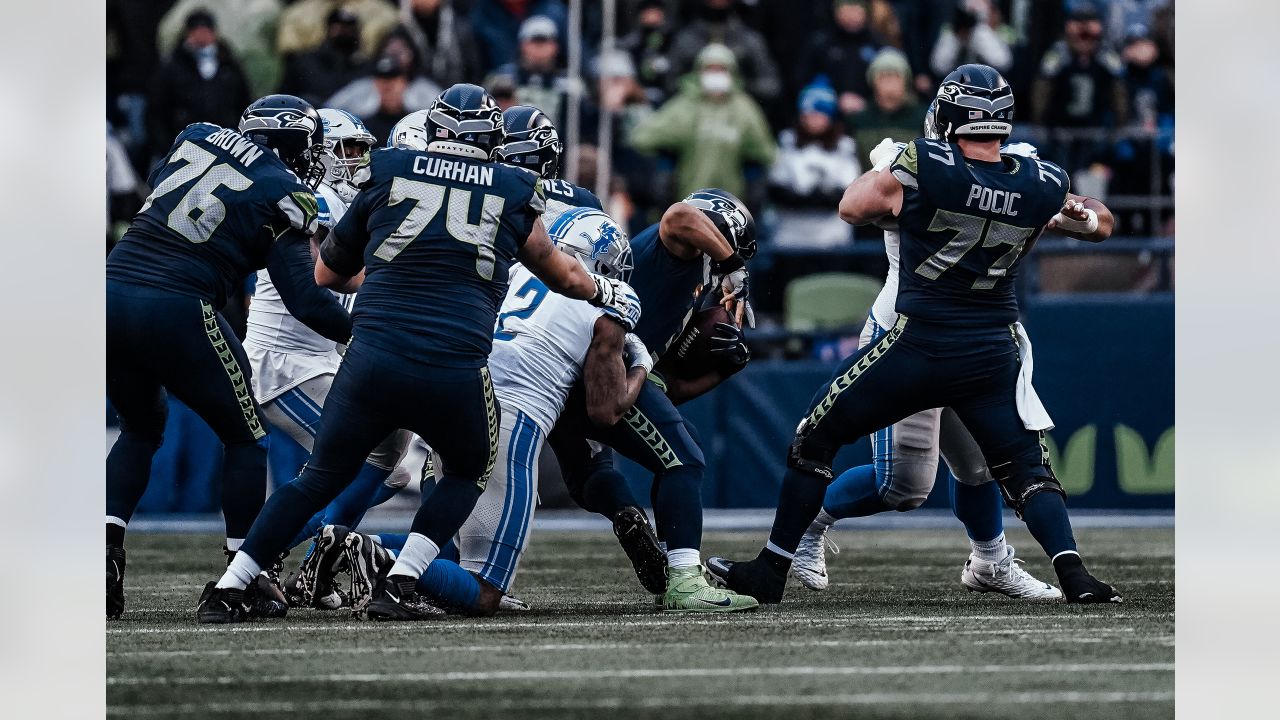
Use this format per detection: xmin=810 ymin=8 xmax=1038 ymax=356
xmin=417 ymin=559 xmax=482 ymax=610
xmin=759 ymin=546 xmax=793 ymax=575
xmin=809 ymin=508 xmax=838 ymax=533
xmin=950 ymin=475 xmax=1005 ymax=542
xmin=106 ymin=518 xmax=126 ymax=547
xmin=216 ymin=552 xmax=261 ymax=590
xmin=822 ymin=464 xmax=891 ymax=519
xmin=666 ymin=547 xmax=700 ymax=569
xmin=580 ymin=466 xmax=642 ymax=517
xmin=387 ymin=532 xmax=440 ymax=579
xmin=651 ymin=465 xmax=703 ymax=551
xmin=225 ymin=538 xmax=244 ymax=552
xmin=970 ymin=532 xmax=1007 ymax=563
xmin=1020 ymin=492 xmax=1078 ymax=558
xmin=765 ymin=467 xmax=830 ymax=558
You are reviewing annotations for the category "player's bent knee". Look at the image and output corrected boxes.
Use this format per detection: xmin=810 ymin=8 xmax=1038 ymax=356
xmin=883 ymin=490 xmax=928 ymax=512
xmin=991 ymin=462 xmax=1066 ymax=518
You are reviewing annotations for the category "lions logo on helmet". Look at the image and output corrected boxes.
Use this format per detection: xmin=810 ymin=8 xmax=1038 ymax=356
xmin=547 ymin=207 xmax=632 ymax=282
xmin=682 ymin=189 xmax=757 ymax=259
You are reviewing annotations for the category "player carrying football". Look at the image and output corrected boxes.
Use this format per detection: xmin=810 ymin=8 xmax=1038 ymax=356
xmin=709 ymin=64 xmax=1121 ymax=605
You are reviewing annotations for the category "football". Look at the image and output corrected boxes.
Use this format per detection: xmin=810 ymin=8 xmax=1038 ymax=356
xmin=658 ymin=301 xmax=738 ymax=379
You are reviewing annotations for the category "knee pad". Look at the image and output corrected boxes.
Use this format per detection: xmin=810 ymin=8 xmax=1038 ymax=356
xmin=991 ymin=462 xmax=1066 ymax=518
xmin=787 ymin=431 xmax=835 ymax=482
xmin=882 ymin=487 xmax=928 ymax=512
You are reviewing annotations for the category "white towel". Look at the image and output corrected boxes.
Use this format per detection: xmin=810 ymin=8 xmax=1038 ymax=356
xmin=1012 ymin=322 xmax=1054 ymax=431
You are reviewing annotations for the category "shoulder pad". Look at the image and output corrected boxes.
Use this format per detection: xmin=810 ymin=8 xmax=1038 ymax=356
xmin=276 ymin=191 xmax=320 ymax=235
xmin=890 ymin=140 xmax=920 ymax=189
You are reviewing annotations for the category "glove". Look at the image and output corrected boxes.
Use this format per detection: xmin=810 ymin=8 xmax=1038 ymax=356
xmin=708 ymin=321 xmax=750 ymax=368
xmin=712 ymin=254 xmax=756 ymax=328
xmin=623 ymin=333 xmax=654 ymax=373
xmin=590 ymin=274 xmax=641 ymax=331
xmin=870 ymin=138 xmax=904 ymax=172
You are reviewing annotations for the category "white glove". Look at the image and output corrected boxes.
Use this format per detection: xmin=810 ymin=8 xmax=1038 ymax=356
xmin=870 ymin=138 xmax=904 ymax=172
xmin=623 ymin=333 xmax=654 ymax=373
xmin=590 ymin=275 xmax=641 ymax=331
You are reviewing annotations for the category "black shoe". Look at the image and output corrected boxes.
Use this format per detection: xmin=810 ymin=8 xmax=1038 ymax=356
xmin=344 ymin=531 xmax=392 ymax=616
xmin=106 ymin=545 xmax=126 ymax=620
xmin=196 ymin=582 xmax=248 ymax=624
xmin=246 ymin=574 xmax=289 ymax=618
xmin=282 ymin=571 xmax=308 ymax=608
xmin=298 ymin=525 xmax=352 ymax=608
xmin=612 ymin=506 xmax=668 ymax=594
xmin=706 ymin=556 xmax=786 ymax=604
xmin=1054 ymin=554 xmax=1123 ymax=604
xmin=366 ymin=574 xmax=446 ymax=621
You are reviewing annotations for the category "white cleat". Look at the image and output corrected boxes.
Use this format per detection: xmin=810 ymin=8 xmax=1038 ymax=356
xmin=961 ymin=546 xmax=1063 ymax=600
xmin=791 ymin=526 xmax=840 ymax=591
xmin=499 ymin=593 xmax=531 ymax=611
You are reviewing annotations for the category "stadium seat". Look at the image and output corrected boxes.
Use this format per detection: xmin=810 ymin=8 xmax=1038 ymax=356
xmin=784 ymin=272 xmax=883 ymax=332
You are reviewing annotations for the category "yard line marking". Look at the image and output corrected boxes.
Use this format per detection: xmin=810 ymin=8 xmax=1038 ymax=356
xmin=107 ymin=662 xmax=1173 ymax=686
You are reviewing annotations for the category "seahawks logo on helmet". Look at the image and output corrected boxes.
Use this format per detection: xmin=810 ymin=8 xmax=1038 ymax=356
xmin=241 ymin=108 xmax=318 ymax=136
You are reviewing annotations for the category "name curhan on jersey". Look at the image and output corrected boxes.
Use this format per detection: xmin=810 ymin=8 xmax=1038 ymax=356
xmin=203 ymin=127 xmax=264 ymax=167
xmin=412 ymin=155 xmax=495 ymax=186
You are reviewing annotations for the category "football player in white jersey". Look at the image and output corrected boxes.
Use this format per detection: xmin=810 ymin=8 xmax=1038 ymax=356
xmin=243 ymin=109 xmax=413 ymax=607
xmin=789 ymin=105 xmax=1112 ymax=601
xmin=321 ymin=207 xmax=647 ymax=616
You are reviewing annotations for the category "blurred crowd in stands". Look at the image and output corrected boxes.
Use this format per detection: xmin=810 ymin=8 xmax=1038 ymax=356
xmin=107 ymin=0 xmax=1174 ymax=306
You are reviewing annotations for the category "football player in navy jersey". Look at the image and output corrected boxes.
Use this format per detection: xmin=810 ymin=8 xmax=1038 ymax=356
xmin=199 ymin=84 xmax=639 ymax=623
xmin=105 ymin=95 xmax=354 ymax=619
xmin=708 ymin=65 xmax=1122 ymax=605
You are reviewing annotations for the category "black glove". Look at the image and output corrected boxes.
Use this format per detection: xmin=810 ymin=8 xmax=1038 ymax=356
xmin=708 ymin=322 xmax=750 ymax=368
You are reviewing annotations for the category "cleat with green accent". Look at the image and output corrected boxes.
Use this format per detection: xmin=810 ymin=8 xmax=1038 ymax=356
xmin=366 ymin=574 xmax=447 ymax=621
xmin=106 ymin=545 xmax=126 ymax=619
xmin=662 ymin=565 xmax=758 ymax=613
xmin=706 ymin=556 xmax=786 ymax=604
xmin=612 ymin=505 xmax=667 ymax=594
xmin=344 ymin=530 xmax=393 ymax=616
xmin=196 ymin=582 xmax=248 ymax=624
xmin=297 ymin=525 xmax=351 ymax=608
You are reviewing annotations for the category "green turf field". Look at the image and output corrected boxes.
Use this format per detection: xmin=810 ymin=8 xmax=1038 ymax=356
xmin=107 ymin=526 xmax=1173 ymax=719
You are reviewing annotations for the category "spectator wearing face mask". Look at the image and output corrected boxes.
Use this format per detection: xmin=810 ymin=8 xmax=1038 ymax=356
xmin=618 ymin=0 xmax=678 ymax=106
xmin=768 ymin=81 xmax=862 ymax=249
xmin=665 ymin=0 xmax=782 ymax=107
xmin=848 ymin=48 xmax=922 ymax=171
xmin=146 ymin=10 xmax=251 ymax=163
xmin=1031 ymin=0 xmax=1128 ymax=129
xmin=155 ymin=0 xmax=284 ymax=97
xmin=930 ymin=0 xmax=1014 ymax=78
xmin=629 ymin=43 xmax=777 ymax=204
xmin=279 ymin=8 xmax=371 ymax=107
xmin=794 ymin=0 xmax=886 ymax=118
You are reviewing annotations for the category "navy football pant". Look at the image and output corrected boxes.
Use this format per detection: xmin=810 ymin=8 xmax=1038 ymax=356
xmin=550 ymin=378 xmax=706 ymax=551
xmin=106 ymin=281 xmax=267 ymax=542
xmin=769 ymin=315 xmax=1064 ymax=557
xmin=238 ymin=341 xmax=498 ymax=568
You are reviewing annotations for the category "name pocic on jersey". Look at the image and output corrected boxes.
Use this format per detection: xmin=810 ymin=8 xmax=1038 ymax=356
xmin=412 ymin=155 xmax=495 ymax=186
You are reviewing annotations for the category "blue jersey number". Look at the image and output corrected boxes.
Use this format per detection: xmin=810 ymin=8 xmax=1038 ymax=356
xmin=494 ymin=277 xmax=549 ymax=341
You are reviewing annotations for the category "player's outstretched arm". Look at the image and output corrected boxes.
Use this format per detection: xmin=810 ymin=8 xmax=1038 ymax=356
xmin=837 ymin=165 xmax=904 ymax=226
xmin=583 ymin=317 xmax=649 ymax=427
xmin=1047 ymin=193 xmax=1114 ymax=243
xmin=519 ymin=218 xmax=640 ymax=330
xmin=266 ymin=227 xmax=353 ymax=344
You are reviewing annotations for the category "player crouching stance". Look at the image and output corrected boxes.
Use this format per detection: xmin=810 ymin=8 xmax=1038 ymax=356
xmin=708 ymin=64 xmax=1121 ymax=605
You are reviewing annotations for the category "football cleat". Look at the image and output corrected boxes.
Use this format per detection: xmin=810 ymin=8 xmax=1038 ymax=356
xmin=961 ymin=546 xmax=1062 ymax=600
xmin=706 ymin=555 xmax=786 ymax=604
xmin=106 ymin=545 xmax=126 ymax=619
xmin=365 ymin=574 xmax=447 ymax=621
xmin=1054 ymin=553 xmax=1123 ymax=604
xmin=297 ymin=525 xmax=351 ymax=608
xmin=662 ymin=565 xmax=759 ymax=613
xmin=282 ymin=571 xmax=308 ymax=608
xmin=612 ymin=506 xmax=668 ymax=594
xmin=246 ymin=574 xmax=289 ymax=618
xmin=196 ymin=582 xmax=247 ymax=624
xmin=791 ymin=527 xmax=839 ymax=591
xmin=499 ymin=593 xmax=531 ymax=612
xmin=344 ymin=530 xmax=393 ymax=616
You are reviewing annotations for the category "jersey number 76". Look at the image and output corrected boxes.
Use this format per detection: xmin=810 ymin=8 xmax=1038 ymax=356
xmin=140 ymin=141 xmax=253 ymax=244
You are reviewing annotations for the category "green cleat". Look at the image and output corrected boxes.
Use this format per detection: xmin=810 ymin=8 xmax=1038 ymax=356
xmin=661 ymin=565 xmax=759 ymax=613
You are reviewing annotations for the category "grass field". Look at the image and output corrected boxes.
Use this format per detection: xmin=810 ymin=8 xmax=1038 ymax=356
xmin=107 ymin=526 xmax=1173 ymax=719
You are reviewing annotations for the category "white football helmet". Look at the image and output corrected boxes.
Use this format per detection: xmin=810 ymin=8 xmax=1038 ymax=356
xmin=387 ymin=109 xmax=432 ymax=151
xmin=545 ymin=207 xmax=632 ymax=282
xmin=317 ymin=108 xmax=375 ymax=192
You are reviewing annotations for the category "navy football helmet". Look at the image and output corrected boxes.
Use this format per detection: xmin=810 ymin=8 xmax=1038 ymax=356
xmin=494 ymin=105 xmax=563 ymax=179
xmin=925 ymin=64 xmax=1014 ymax=142
xmin=682 ymin=188 xmax=757 ymax=260
xmin=424 ymin=83 xmax=504 ymax=160
xmin=239 ymin=94 xmax=325 ymax=187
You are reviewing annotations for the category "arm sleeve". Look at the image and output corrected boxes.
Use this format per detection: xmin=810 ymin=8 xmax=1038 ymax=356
xmin=321 ymin=188 xmax=373 ymax=277
xmin=265 ymin=228 xmax=353 ymax=344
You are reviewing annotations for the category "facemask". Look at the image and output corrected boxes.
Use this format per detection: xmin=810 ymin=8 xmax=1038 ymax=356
xmin=700 ymin=70 xmax=732 ymax=95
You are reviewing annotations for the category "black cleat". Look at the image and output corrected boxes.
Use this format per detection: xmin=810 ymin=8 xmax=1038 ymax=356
xmin=344 ymin=531 xmax=393 ymax=616
xmin=612 ymin=506 xmax=667 ymax=594
xmin=706 ymin=556 xmax=787 ymax=604
xmin=365 ymin=574 xmax=446 ymax=621
xmin=106 ymin=545 xmax=126 ymax=619
xmin=246 ymin=574 xmax=289 ymax=618
xmin=196 ymin=582 xmax=248 ymax=624
xmin=298 ymin=525 xmax=352 ymax=608
xmin=1054 ymin=553 xmax=1123 ymax=604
